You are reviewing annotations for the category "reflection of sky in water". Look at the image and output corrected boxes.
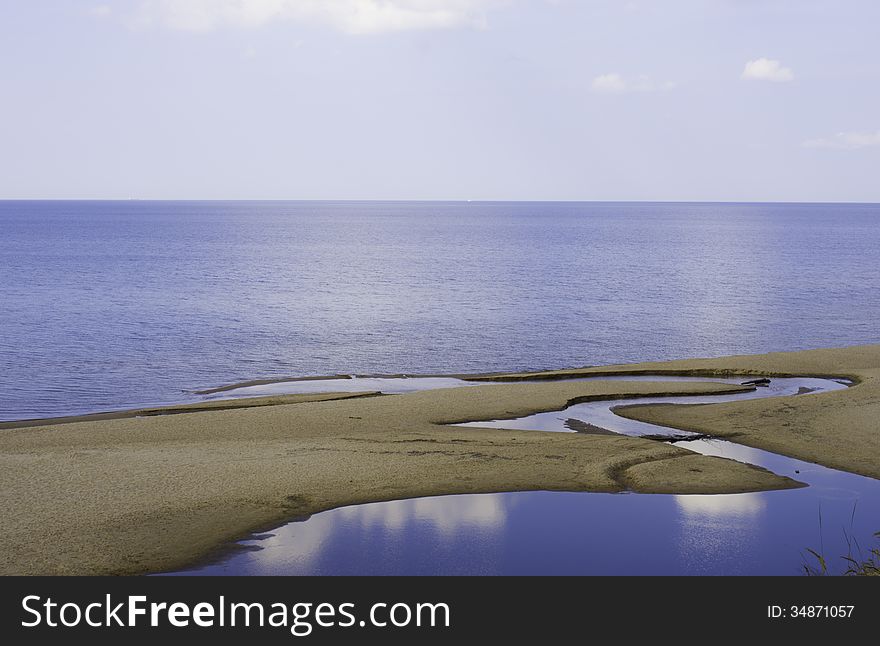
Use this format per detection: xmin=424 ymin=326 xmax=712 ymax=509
xmin=181 ymin=495 xmax=511 ymax=576
xmin=230 ymin=496 xmax=508 ymax=575
xmin=676 ymin=492 xmax=767 ymax=518
xmin=169 ymin=377 xmax=879 ymax=576
xmin=674 ymin=493 xmax=767 ymax=573
xmin=336 ymin=494 xmax=507 ymax=536
xmin=173 ymin=481 xmax=878 ymax=576
xmin=173 ymin=485 xmax=874 ymax=576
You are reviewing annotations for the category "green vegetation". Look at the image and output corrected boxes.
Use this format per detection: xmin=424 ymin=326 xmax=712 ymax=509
xmin=803 ymin=530 xmax=880 ymax=576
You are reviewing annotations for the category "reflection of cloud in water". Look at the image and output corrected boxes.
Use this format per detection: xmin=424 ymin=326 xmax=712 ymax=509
xmin=674 ymin=493 xmax=766 ymax=573
xmin=686 ymin=440 xmax=767 ymax=466
xmin=239 ymin=512 xmax=339 ymax=572
xmin=229 ymin=494 xmax=508 ymax=573
xmin=675 ymin=492 xmax=766 ymax=518
xmin=338 ymin=494 xmax=507 ymax=536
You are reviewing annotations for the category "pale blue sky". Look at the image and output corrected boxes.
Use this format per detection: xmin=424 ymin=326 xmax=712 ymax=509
xmin=1 ymin=0 xmax=878 ymax=201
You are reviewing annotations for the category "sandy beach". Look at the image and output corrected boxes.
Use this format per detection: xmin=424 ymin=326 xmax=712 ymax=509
xmin=1 ymin=344 xmax=878 ymax=575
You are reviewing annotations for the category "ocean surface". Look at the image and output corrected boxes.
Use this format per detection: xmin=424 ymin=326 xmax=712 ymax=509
xmin=1 ymin=200 xmax=878 ymax=420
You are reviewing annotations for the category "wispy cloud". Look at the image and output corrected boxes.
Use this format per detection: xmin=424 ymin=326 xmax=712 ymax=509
xmin=591 ymin=73 xmax=674 ymax=94
xmin=741 ymin=58 xmax=794 ymax=82
xmin=591 ymin=73 xmax=627 ymax=94
xmin=89 ymin=4 xmax=112 ymax=17
xmin=803 ymin=130 xmax=880 ymax=150
xmin=134 ymin=0 xmax=504 ymax=34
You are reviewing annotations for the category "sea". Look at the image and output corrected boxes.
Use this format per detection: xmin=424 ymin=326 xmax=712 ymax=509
xmin=1 ymin=200 xmax=878 ymax=420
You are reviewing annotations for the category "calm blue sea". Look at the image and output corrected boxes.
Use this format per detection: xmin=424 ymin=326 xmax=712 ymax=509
xmin=1 ymin=200 xmax=878 ymax=420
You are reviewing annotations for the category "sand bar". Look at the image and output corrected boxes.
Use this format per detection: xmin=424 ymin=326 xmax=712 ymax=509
xmin=2 ymin=344 xmax=878 ymax=575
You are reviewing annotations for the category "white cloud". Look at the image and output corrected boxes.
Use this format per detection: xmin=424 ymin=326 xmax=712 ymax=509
xmin=135 ymin=0 xmax=504 ymax=34
xmin=591 ymin=73 xmax=674 ymax=94
xmin=89 ymin=4 xmax=112 ymax=16
xmin=591 ymin=73 xmax=627 ymax=94
xmin=741 ymin=58 xmax=794 ymax=82
xmin=803 ymin=130 xmax=880 ymax=150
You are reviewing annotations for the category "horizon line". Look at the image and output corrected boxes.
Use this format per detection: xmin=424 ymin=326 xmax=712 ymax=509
xmin=1 ymin=198 xmax=879 ymax=206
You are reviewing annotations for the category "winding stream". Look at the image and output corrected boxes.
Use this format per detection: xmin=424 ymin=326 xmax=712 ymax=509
xmin=171 ymin=375 xmax=880 ymax=576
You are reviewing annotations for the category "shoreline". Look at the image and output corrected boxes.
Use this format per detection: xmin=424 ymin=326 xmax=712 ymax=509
xmin=1 ymin=344 xmax=878 ymax=575
xmin=0 ymin=392 xmax=384 ymax=430
xmin=8 ymin=343 xmax=861 ymax=426
xmin=185 ymin=362 xmax=862 ymax=403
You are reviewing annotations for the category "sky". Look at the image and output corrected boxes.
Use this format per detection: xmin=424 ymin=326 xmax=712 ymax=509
xmin=0 ymin=0 xmax=878 ymax=201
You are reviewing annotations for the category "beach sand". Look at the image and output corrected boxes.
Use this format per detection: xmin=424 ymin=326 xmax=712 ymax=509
xmin=1 ymin=344 xmax=877 ymax=575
